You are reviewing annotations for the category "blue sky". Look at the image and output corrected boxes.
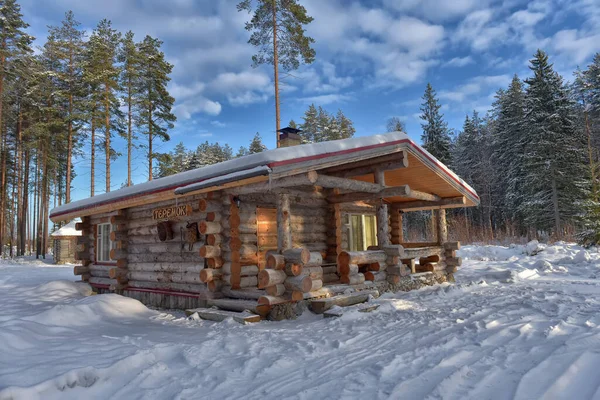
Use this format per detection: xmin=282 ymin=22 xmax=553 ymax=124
xmin=18 ymin=0 xmax=600 ymax=203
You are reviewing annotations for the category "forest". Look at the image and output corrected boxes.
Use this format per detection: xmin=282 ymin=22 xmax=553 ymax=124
xmin=1 ymin=0 xmax=600 ymax=259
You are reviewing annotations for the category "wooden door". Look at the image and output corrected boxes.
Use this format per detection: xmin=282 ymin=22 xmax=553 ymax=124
xmin=257 ymin=208 xmax=277 ymax=270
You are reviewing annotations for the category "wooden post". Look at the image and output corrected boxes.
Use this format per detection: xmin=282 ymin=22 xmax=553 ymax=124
xmin=374 ymin=169 xmax=390 ymax=247
xmin=390 ymin=210 xmax=404 ymax=245
xmin=436 ymin=209 xmax=447 ymax=244
xmin=277 ymin=193 xmax=292 ymax=252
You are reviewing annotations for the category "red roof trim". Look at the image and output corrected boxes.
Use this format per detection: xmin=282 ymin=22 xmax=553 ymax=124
xmin=52 ymin=137 xmax=478 ymax=219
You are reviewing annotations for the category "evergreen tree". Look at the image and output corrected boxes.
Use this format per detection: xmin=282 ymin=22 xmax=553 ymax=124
xmin=521 ymin=50 xmax=588 ymax=235
xmin=86 ymin=19 xmax=122 ymax=193
xmin=288 ymin=119 xmax=297 ymax=129
xmin=491 ymin=75 xmax=527 ymax=228
xmin=420 ymin=83 xmax=452 ymax=165
xmin=316 ymin=106 xmax=331 ymax=142
xmin=249 ymin=132 xmax=266 ymax=153
xmin=47 ymin=11 xmax=85 ymax=204
xmin=336 ymin=109 xmax=355 ymax=139
xmin=236 ymin=146 xmax=249 ymax=158
xmin=386 ymin=116 xmax=405 ymax=133
xmin=299 ymin=103 xmax=318 ymax=143
xmin=136 ymin=35 xmax=176 ymax=181
xmin=238 ymin=0 xmax=315 ymax=146
xmin=0 ymin=0 xmax=32 ymax=255
xmin=119 ymin=31 xmax=142 ymax=186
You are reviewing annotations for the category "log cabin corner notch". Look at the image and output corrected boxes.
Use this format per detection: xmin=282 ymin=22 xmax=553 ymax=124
xmin=50 ymin=131 xmax=478 ymax=318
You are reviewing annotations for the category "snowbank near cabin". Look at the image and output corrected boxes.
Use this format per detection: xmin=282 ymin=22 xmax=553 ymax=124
xmin=2 ymin=243 xmax=600 ymax=399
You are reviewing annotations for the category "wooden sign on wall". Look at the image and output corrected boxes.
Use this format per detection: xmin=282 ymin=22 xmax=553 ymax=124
xmin=152 ymin=204 xmax=192 ymax=220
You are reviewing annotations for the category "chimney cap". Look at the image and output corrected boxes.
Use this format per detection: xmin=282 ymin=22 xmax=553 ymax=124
xmin=277 ymin=127 xmax=303 ymax=135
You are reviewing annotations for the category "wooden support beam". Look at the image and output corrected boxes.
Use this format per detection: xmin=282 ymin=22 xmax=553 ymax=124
xmin=391 ymin=196 xmax=466 ymax=212
xmin=436 ymin=209 xmax=448 ymax=244
xmin=374 ymin=168 xmax=391 ymax=247
xmin=325 ymin=151 xmax=408 ymax=177
xmin=277 ymin=193 xmax=292 ymax=252
xmin=326 ymin=185 xmax=411 ymax=203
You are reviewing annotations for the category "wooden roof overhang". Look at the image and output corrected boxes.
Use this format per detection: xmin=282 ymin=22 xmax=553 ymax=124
xmin=50 ymin=136 xmax=478 ymax=222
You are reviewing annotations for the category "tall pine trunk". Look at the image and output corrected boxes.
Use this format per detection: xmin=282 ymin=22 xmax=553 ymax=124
xmin=16 ymin=109 xmax=22 ymax=256
xmin=551 ymin=173 xmax=561 ymax=237
xmin=127 ymin=78 xmax=132 ymax=186
xmin=105 ymin=83 xmax=111 ymax=193
xmin=272 ymin=2 xmax=280 ymax=147
xmin=66 ymin=45 xmax=74 ymax=204
xmin=91 ymin=111 xmax=95 ymax=197
xmin=20 ymin=147 xmax=30 ymax=256
xmin=148 ymin=98 xmax=153 ymax=181
xmin=0 ymin=41 xmax=5 ymax=256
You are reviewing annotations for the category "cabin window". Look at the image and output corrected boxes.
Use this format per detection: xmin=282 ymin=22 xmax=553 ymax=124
xmin=349 ymin=214 xmax=377 ymax=251
xmin=96 ymin=223 xmax=115 ymax=263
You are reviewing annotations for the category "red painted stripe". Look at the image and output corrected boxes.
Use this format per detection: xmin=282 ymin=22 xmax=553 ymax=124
xmin=52 ymin=137 xmax=478 ymax=219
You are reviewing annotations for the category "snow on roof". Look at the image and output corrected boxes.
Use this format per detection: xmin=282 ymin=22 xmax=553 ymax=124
xmin=51 ymin=219 xmax=82 ymax=237
xmin=49 ymin=131 xmax=478 ymax=219
xmin=50 ymin=132 xmax=410 ymax=218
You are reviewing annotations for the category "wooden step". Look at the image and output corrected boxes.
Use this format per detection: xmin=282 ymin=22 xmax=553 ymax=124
xmin=309 ymin=289 xmax=379 ymax=314
xmin=186 ymin=308 xmax=261 ymax=324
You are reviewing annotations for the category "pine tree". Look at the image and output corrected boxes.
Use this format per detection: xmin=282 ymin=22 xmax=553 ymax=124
xmin=86 ymin=19 xmax=122 ymax=193
xmin=236 ymin=146 xmax=249 ymax=158
xmin=386 ymin=116 xmax=406 ymax=133
xmin=238 ymin=0 xmax=315 ymax=146
xmin=300 ymin=103 xmax=318 ymax=143
xmin=136 ymin=35 xmax=176 ymax=181
xmin=420 ymin=83 xmax=452 ymax=165
xmin=119 ymin=31 xmax=142 ymax=186
xmin=521 ymin=50 xmax=588 ymax=235
xmin=0 ymin=0 xmax=32 ymax=256
xmin=249 ymin=132 xmax=266 ymax=153
xmin=316 ymin=106 xmax=330 ymax=142
xmin=47 ymin=11 xmax=85 ymax=204
xmin=491 ymin=75 xmax=527 ymax=229
xmin=336 ymin=109 xmax=355 ymax=139
xmin=288 ymin=119 xmax=297 ymax=129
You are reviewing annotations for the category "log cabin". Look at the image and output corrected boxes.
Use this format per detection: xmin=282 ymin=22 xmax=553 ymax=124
xmin=49 ymin=129 xmax=478 ymax=319
xmin=51 ymin=219 xmax=82 ymax=264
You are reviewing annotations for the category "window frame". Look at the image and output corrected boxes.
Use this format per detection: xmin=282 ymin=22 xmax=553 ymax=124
xmin=96 ymin=223 xmax=116 ymax=264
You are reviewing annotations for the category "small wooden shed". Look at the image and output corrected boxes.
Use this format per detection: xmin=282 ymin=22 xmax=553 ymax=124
xmin=49 ymin=131 xmax=479 ymax=318
xmin=51 ymin=219 xmax=82 ymax=264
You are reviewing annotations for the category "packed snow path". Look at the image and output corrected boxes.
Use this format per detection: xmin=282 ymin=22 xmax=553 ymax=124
xmin=2 ymin=243 xmax=600 ymax=400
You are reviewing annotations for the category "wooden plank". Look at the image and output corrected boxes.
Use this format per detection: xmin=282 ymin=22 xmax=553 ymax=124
xmin=390 ymin=196 xmax=466 ymax=211
xmin=186 ymin=308 xmax=261 ymax=324
xmin=310 ymin=289 xmax=379 ymax=314
xmin=205 ymin=298 xmax=260 ymax=314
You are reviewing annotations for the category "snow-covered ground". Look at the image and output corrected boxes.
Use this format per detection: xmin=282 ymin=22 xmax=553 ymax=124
xmin=2 ymin=243 xmax=600 ymax=400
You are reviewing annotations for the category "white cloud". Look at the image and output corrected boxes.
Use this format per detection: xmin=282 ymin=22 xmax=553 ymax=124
xmin=444 ymin=56 xmax=475 ymax=67
xmin=298 ymin=94 xmax=352 ymax=105
xmin=209 ymin=70 xmax=272 ymax=106
xmin=439 ymin=74 xmax=511 ymax=102
xmin=210 ymin=120 xmax=227 ymax=128
xmin=551 ymin=30 xmax=600 ymax=65
xmin=383 ymin=0 xmax=488 ymax=22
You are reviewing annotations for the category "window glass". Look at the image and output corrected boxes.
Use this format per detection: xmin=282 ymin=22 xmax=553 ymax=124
xmin=349 ymin=214 xmax=378 ymax=251
xmin=97 ymin=223 xmax=114 ymax=262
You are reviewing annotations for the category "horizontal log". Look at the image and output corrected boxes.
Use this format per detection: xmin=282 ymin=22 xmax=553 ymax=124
xmin=322 ymin=265 xmax=338 ymax=274
xmin=284 ymin=275 xmax=312 ymax=293
xmin=127 ymin=280 xmax=206 ymax=294
xmin=199 ymin=199 xmax=221 ymax=212
xmin=206 ymin=234 xmax=222 ymax=246
xmin=402 ymin=258 xmax=417 ymax=274
xmin=368 ymin=262 xmax=383 ymax=271
xmin=258 ymin=269 xmax=287 ymax=288
xmin=73 ymin=265 xmax=89 ymax=275
xmin=257 ymin=295 xmax=289 ymax=308
xmin=265 ymin=284 xmax=286 ymax=296
xmin=446 ymin=265 xmax=458 ymax=273
xmin=206 ymin=211 xmax=222 ymax=222
xmin=200 ymin=268 xmax=222 ymax=283
xmin=199 ymin=245 xmax=221 ymax=258
xmin=222 ymin=264 xmax=258 ymax=276
xmin=337 ymin=263 xmax=359 ymax=276
xmin=415 ymin=264 xmax=434 ymax=273
xmin=75 ymin=251 xmax=90 ymax=261
xmin=126 ymin=263 xmax=202 ymax=274
xmin=364 ymin=271 xmax=387 ymax=282
xmin=207 ymin=257 xmax=223 ymax=268
xmin=89 ymin=277 xmax=118 ymax=286
xmin=129 ymin=271 xmax=202 ymax=285
xmin=75 ymin=222 xmax=90 ymax=231
xmin=199 ymin=221 xmax=222 ymax=235
xmin=327 ymin=185 xmax=410 ymax=203
xmin=309 ymin=289 xmax=379 ymax=314
xmin=283 ymin=248 xmax=310 ymax=264
xmin=109 ymin=231 xmax=128 ymax=242
xmin=110 ymin=249 xmax=127 ymax=260
xmin=301 ymin=266 xmax=323 ymax=280
xmin=222 ymin=275 xmax=258 ymax=288
xmin=444 ymin=242 xmax=461 ymax=251
xmin=382 ymin=245 xmax=404 ymax=257
xmin=387 ymin=264 xmax=409 ymax=276
xmin=445 ymin=257 xmax=462 ymax=267
xmin=323 ymin=273 xmax=339 ymax=283
xmin=116 ymin=259 xmax=128 ymax=268
xmin=340 ymin=273 xmax=365 ymax=285
xmin=221 ymin=286 xmax=265 ymax=300
xmin=391 ymin=196 xmax=466 ymax=211
xmin=420 ymin=255 xmax=441 ymax=264
xmin=266 ymin=254 xmax=286 ymax=270
xmin=305 ymin=252 xmax=323 ymax=267
xmin=207 ymin=280 xmax=223 ymax=293
xmin=337 ymin=250 xmax=387 ymax=267
xmin=110 ymin=215 xmax=126 ymax=224
xmin=310 ymin=279 xmax=323 ymax=292
xmin=403 ymin=246 xmax=444 ymax=259
xmin=284 ymin=263 xmax=303 ymax=277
